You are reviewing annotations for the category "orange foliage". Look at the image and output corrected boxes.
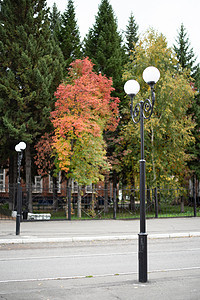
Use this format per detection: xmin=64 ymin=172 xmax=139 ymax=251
xmin=51 ymin=57 xmax=119 ymax=138
xmin=35 ymin=58 xmax=119 ymax=177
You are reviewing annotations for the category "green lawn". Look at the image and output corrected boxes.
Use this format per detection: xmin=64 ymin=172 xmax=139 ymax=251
xmin=33 ymin=204 xmax=200 ymax=220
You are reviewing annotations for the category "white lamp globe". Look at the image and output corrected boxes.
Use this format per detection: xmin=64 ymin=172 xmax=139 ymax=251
xmin=15 ymin=142 xmax=26 ymax=152
xmin=143 ymin=66 xmax=160 ymax=86
xmin=15 ymin=144 xmax=21 ymax=152
xmin=124 ymin=80 xmax=140 ymax=96
xmin=18 ymin=142 xmax=26 ymax=150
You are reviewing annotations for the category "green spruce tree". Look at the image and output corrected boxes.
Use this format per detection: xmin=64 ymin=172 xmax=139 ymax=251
xmin=174 ymin=24 xmax=200 ymax=181
xmin=125 ymin=12 xmax=139 ymax=56
xmin=188 ymin=64 xmax=200 ymax=179
xmin=174 ymin=23 xmax=196 ymax=74
xmin=49 ymin=2 xmax=61 ymax=42
xmin=0 ymin=0 xmax=64 ymax=211
xmin=83 ymin=0 xmax=126 ymax=100
xmin=59 ymin=0 xmax=82 ymax=69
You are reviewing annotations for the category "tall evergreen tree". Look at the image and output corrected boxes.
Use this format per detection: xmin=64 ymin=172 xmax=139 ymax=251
xmin=174 ymin=24 xmax=200 ymax=180
xmin=174 ymin=23 xmax=196 ymax=74
xmin=49 ymin=2 xmax=61 ymax=42
xmin=187 ymin=64 xmax=200 ymax=179
xmin=59 ymin=0 xmax=82 ymax=68
xmin=125 ymin=12 xmax=139 ymax=56
xmin=188 ymin=92 xmax=200 ymax=179
xmin=83 ymin=0 xmax=126 ymax=100
xmin=0 ymin=0 xmax=64 ymax=211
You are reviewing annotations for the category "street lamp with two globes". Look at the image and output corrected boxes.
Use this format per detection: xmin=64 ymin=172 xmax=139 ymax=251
xmin=124 ymin=66 xmax=160 ymax=282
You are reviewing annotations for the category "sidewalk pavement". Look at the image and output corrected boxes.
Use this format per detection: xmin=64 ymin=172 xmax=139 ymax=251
xmin=0 ymin=217 xmax=200 ymax=244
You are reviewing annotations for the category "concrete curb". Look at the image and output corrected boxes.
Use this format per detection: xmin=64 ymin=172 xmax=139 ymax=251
xmin=0 ymin=232 xmax=200 ymax=244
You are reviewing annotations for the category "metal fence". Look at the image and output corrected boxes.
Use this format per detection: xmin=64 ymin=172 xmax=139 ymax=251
xmin=0 ymin=184 xmax=199 ymax=220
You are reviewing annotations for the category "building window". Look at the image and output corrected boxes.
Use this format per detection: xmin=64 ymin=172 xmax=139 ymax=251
xmin=0 ymin=169 xmax=5 ymax=192
xmin=49 ymin=172 xmax=61 ymax=193
xmin=85 ymin=184 xmax=93 ymax=193
xmin=72 ymin=179 xmax=78 ymax=193
xmin=33 ymin=176 xmax=43 ymax=193
xmin=189 ymin=179 xmax=193 ymax=197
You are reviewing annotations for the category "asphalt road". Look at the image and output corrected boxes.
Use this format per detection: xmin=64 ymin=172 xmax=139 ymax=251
xmin=0 ymin=238 xmax=200 ymax=299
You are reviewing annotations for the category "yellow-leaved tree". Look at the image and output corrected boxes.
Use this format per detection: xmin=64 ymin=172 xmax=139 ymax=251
xmin=115 ymin=29 xmax=195 ymax=189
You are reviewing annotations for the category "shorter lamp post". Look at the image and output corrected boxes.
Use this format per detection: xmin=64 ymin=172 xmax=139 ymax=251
xmin=15 ymin=141 xmax=26 ymax=235
xmin=124 ymin=66 xmax=160 ymax=283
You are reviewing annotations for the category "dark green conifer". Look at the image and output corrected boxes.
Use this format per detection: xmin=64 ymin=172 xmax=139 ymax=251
xmin=174 ymin=23 xmax=196 ymax=74
xmin=83 ymin=0 xmax=126 ymax=100
xmin=0 ymin=0 xmax=64 ymax=211
xmin=59 ymin=0 xmax=82 ymax=68
xmin=125 ymin=12 xmax=139 ymax=56
xmin=174 ymin=24 xmax=200 ymax=181
xmin=49 ymin=2 xmax=61 ymax=42
xmin=188 ymin=65 xmax=200 ymax=179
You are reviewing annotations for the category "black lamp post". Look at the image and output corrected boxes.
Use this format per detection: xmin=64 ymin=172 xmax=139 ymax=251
xmin=15 ymin=141 xmax=26 ymax=235
xmin=124 ymin=66 xmax=160 ymax=283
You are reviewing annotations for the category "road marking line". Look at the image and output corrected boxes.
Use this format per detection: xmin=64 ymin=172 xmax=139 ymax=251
xmin=1 ymin=247 xmax=200 ymax=262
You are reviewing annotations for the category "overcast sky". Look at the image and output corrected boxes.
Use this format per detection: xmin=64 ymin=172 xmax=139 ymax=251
xmin=46 ymin=0 xmax=200 ymax=62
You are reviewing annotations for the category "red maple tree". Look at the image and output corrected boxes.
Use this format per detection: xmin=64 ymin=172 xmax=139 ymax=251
xmin=35 ymin=57 xmax=119 ymax=184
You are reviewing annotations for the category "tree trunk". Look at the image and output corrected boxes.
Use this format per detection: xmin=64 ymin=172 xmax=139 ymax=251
xmin=9 ymin=154 xmax=17 ymax=210
xmin=91 ymin=183 xmax=96 ymax=218
xmin=67 ymin=178 xmax=72 ymax=220
xmin=112 ymin=170 xmax=119 ymax=209
xmin=25 ymin=144 xmax=32 ymax=212
xmin=181 ymin=195 xmax=184 ymax=213
xmin=151 ymin=123 xmax=157 ymax=185
xmin=193 ymin=175 xmax=197 ymax=217
xmin=53 ymin=176 xmax=58 ymax=210
xmin=197 ymin=179 xmax=200 ymax=206
xmin=147 ymin=185 xmax=151 ymax=212
xmin=77 ymin=184 xmax=82 ymax=218
xmin=113 ymin=170 xmax=117 ymax=191
xmin=130 ymin=177 xmax=136 ymax=212
xmin=104 ymin=176 xmax=109 ymax=213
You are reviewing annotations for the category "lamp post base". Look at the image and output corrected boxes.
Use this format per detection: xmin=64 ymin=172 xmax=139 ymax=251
xmin=16 ymin=184 xmax=22 ymax=236
xmin=138 ymin=233 xmax=148 ymax=283
xmin=16 ymin=215 xmax=20 ymax=235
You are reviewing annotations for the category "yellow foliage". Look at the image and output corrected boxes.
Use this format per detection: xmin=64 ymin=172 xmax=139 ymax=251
xmin=120 ymin=29 xmax=195 ymax=187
